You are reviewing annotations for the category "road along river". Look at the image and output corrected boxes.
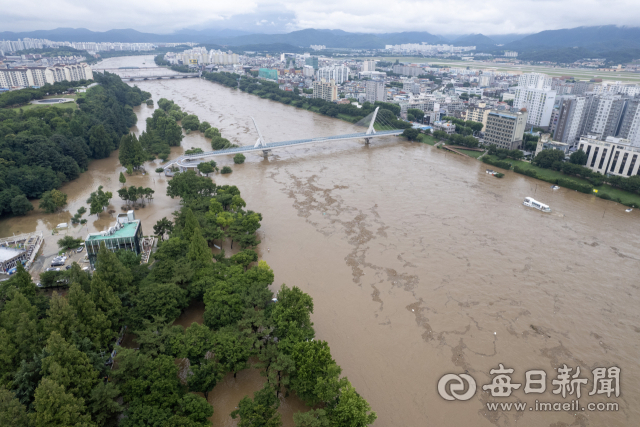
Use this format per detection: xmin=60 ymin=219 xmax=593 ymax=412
xmin=2 ymin=55 xmax=639 ymax=426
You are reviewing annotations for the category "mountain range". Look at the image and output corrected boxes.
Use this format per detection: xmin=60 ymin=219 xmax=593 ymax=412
xmin=2 ymin=25 xmax=640 ymax=55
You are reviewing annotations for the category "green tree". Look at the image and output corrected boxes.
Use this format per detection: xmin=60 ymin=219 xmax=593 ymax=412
xmin=290 ymin=340 xmax=340 ymax=406
xmin=30 ymin=378 xmax=94 ymax=427
xmin=570 ymin=149 xmax=588 ymax=165
xmin=68 ymin=283 xmax=114 ymax=349
xmin=231 ymin=384 xmax=282 ymax=427
xmin=533 ymin=149 xmax=566 ymax=169
xmin=119 ymin=172 xmax=126 ymax=186
xmin=118 ymin=133 xmax=145 ymax=170
xmin=293 ymin=409 xmax=329 ymax=427
xmin=89 ymin=124 xmax=114 ymax=159
xmin=221 ymin=166 xmax=232 ymax=174
xmin=88 ymin=382 xmax=122 ymax=427
xmin=401 ymin=128 xmax=419 ymax=141
xmin=41 ymin=332 xmax=99 ymax=398
xmin=58 ymin=235 xmax=84 ymax=251
xmin=197 ymin=162 xmax=214 ymax=176
xmin=213 ymin=327 xmax=252 ymax=377
xmin=181 ymin=115 xmax=200 ymax=131
xmin=129 ymin=283 xmax=188 ymax=328
xmin=40 ymin=189 xmax=67 ymax=213
xmin=10 ymin=195 xmax=33 ymax=216
xmin=0 ymin=386 xmax=30 ymax=427
xmin=204 ymin=127 xmax=221 ymax=139
xmin=203 ymin=281 xmax=244 ymax=330
xmin=187 ymin=358 xmax=225 ymax=400
xmin=44 ymin=293 xmax=78 ymax=341
xmin=155 ymin=167 xmax=164 ymax=175
xmin=234 ymin=153 xmax=246 ymax=164
xmin=328 ymin=381 xmax=377 ymax=427
xmin=187 ymin=229 xmax=213 ymax=270
xmin=153 ymin=217 xmax=174 ymax=240
xmin=198 ymin=121 xmax=211 ymax=132
xmin=86 ymin=186 xmax=112 ymax=216
xmin=271 ymin=285 xmax=315 ymax=353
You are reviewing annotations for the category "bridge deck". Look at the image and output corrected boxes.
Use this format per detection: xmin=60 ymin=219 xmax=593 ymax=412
xmin=164 ymin=129 xmax=403 ymax=169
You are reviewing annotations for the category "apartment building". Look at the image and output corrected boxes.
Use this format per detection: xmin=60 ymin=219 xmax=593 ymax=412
xmin=312 ymin=78 xmax=338 ymax=102
xmin=362 ymin=60 xmax=376 ymax=72
xmin=553 ymin=96 xmax=588 ymax=145
xmin=0 ymin=63 xmax=93 ymax=88
xmin=513 ymin=73 xmax=557 ymax=128
xmin=317 ymin=66 xmax=349 ymax=84
xmin=392 ymin=65 xmax=424 ymax=77
xmin=365 ymin=80 xmax=385 ymax=103
xmin=466 ymin=106 xmax=491 ymax=129
xmin=483 ymin=110 xmax=528 ymax=150
xmin=578 ymin=135 xmax=640 ymax=177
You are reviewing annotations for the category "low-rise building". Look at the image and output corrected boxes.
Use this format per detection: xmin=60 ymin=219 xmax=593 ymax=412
xmin=432 ymin=120 xmax=456 ymax=135
xmin=578 ymin=135 xmax=640 ymax=177
xmin=85 ymin=211 xmax=143 ymax=268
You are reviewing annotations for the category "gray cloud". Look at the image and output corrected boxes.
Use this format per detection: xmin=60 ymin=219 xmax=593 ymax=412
xmin=1 ymin=0 xmax=638 ymax=35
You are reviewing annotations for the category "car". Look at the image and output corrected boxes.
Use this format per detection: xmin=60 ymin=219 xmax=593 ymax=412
xmin=76 ymin=246 xmax=84 ymax=253
xmin=65 ymin=265 xmax=73 ymax=270
xmin=46 ymin=267 xmax=60 ymax=272
xmin=51 ymin=260 xmax=64 ymax=266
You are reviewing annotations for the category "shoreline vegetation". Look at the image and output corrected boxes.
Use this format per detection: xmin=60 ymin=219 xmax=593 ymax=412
xmin=0 ymin=72 xmax=150 ymax=218
xmin=0 ymin=173 xmax=377 ymax=427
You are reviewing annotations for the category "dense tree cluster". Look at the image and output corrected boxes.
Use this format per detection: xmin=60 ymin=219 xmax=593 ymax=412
xmin=139 ymin=99 xmax=186 ymax=161
xmin=0 ymin=72 xmax=149 ymax=217
xmin=0 ymin=179 xmax=376 ymax=426
xmin=117 ymin=186 xmax=155 ymax=207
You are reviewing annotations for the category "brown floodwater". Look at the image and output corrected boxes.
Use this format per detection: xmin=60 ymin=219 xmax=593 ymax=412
xmin=4 ymin=55 xmax=639 ymax=426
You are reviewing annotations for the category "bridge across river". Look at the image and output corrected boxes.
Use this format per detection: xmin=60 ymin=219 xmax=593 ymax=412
xmin=163 ymin=108 xmax=405 ymax=172
xmin=94 ymin=67 xmax=200 ymax=81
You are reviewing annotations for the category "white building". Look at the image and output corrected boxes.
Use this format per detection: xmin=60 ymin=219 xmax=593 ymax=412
xmin=365 ymin=80 xmax=385 ymax=103
xmin=504 ymin=51 xmax=518 ymax=57
xmin=513 ymin=73 xmax=557 ymax=128
xmin=0 ymin=63 xmax=93 ymax=89
xmin=578 ymin=135 xmax=640 ymax=177
xmin=312 ymin=79 xmax=338 ymax=102
xmin=317 ymin=65 xmax=349 ymax=84
xmin=362 ymin=60 xmax=377 ymax=72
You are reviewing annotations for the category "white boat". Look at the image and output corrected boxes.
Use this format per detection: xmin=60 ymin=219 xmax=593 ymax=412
xmin=551 ymin=185 xmax=559 ymax=190
xmin=626 ymin=208 xmax=633 ymax=213
xmin=523 ymin=197 xmax=551 ymax=212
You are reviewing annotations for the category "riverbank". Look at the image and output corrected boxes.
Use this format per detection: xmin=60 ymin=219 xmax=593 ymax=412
xmin=482 ymin=154 xmax=640 ymax=207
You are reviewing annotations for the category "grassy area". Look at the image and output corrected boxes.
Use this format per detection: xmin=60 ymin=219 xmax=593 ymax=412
xmin=417 ymin=134 xmax=437 ymax=145
xmin=484 ymin=155 xmax=640 ymax=207
xmin=7 ymin=101 xmax=77 ymax=111
xmin=457 ymin=148 xmax=484 ymax=158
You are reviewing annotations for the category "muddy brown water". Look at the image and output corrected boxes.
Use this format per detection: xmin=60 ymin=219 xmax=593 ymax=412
xmin=3 ymin=55 xmax=639 ymax=426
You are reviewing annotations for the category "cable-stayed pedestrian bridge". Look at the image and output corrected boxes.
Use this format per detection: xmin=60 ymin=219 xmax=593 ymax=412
xmin=162 ymin=108 xmax=405 ymax=171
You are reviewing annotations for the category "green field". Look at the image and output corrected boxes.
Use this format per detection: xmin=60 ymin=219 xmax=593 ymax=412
xmin=417 ymin=134 xmax=437 ymax=145
xmin=457 ymin=148 xmax=485 ymax=158
xmin=484 ymin=155 xmax=640 ymax=206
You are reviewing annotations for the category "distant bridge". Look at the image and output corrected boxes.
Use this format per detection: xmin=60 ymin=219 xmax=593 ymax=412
xmin=93 ymin=67 xmax=200 ymax=81
xmin=163 ymin=108 xmax=405 ymax=172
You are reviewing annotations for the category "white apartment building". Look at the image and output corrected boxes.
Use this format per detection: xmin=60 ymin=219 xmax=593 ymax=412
xmin=0 ymin=63 xmax=93 ymax=88
xmin=317 ymin=65 xmax=349 ymax=84
xmin=365 ymin=80 xmax=385 ymax=103
xmin=362 ymin=60 xmax=376 ymax=72
xmin=578 ymin=136 xmax=640 ymax=177
xmin=513 ymin=73 xmax=556 ymax=128
xmin=553 ymin=96 xmax=587 ymax=145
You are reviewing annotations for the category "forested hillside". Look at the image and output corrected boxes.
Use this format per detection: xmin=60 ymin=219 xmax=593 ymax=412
xmin=0 ymin=73 xmax=150 ymax=217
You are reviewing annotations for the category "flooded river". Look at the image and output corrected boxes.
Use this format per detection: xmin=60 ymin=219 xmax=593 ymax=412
xmin=4 ymin=55 xmax=639 ymax=426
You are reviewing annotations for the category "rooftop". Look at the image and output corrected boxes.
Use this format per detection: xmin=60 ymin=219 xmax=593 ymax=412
xmin=86 ymin=220 xmax=139 ymax=241
xmin=0 ymin=247 xmax=25 ymax=263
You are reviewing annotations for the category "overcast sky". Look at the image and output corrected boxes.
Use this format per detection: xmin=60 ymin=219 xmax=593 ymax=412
xmin=2 ymin=0 xmax=639 ymax=35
